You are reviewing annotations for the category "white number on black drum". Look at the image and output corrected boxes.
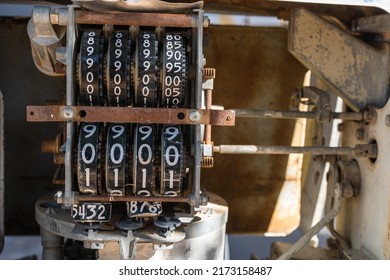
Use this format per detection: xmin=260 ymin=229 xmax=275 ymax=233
xmin=79 ymin=30 xmax=103 ymax=106
xmin=133 ymin=124 xmax=155 ymax=196
xmin=77 ymin=123 xmax=101 ymax=194
xmin=161 ymin=33 xmax=186 ymax=107
xmin=127 ymin=201 xmax=162 ymax=218
xmin=108 ymin=31 xmax=131 ymax=107
xmin=135 ymin=32 xmax=157 ymax=107
xmin=72 ymin=203 xmax=111 ymax=222
xmin=106 ymin=124 xmax=128 ymax=196
xmin=161 ymin=125 xmax=184 ymax=196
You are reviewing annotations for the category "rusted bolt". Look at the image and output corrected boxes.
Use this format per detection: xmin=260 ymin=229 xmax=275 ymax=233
xmin=337 ymin=123 xmax=344 ymax=132
xmin=355 ymin=128 xmax=365 ymax=140
xmin=364 ymin=107 xmax=377 ymax=123
xmin=385 ymin=114 xmax=390 ymax=126
xmin=63 ymin=107 xmax=74 ymax=119
xmin=226 ymin=116 xmax=232 ymax=121
xmin=189 ymin=111 xmax=201 ymax=122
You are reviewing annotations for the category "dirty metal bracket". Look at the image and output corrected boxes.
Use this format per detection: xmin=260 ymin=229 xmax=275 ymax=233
xmin=353 ymin=13 xmax=390 ymax=33
xmin=26 ymin=105 xmax=235 ymax=126
xmin=288 ymin=8 xmax=389 ymax=111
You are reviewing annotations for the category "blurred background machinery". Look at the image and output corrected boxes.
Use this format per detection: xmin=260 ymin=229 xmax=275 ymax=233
xmin=1 ymin=0 xmax=390 ymax=260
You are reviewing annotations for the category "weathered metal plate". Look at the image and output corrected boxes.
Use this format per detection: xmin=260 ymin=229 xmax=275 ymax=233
xmin=26 ymin=106 xmax=235 ymax=126
xmin=201 ymin=25 xmax=308 ymax=234
xmin=288 ymin=8 xmax=389 ymax=111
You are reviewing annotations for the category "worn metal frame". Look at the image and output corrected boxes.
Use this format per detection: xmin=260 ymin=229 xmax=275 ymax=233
xmin=0 ymin=91 xmax=4 ymax=254
xmin=26 ymin=106 xmax=235 ymax=126
xmin=27 ymin=6 xmax=210 ymax=209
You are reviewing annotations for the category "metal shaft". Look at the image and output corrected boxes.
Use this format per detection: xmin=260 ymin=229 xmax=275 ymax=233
xmin=234 ymin=109 xmax=363 ymax=121
xmin=214 ymin=145 xmax=356 ymax=155
xmin=205 ymin=89 xmax=212 ymax=144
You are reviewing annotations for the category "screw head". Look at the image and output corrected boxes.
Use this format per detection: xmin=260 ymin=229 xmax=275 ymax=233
xmin=189 ymin=111 xmax=201 ymax=122
xmin=63 ymin=107 xmax=74 ymax=119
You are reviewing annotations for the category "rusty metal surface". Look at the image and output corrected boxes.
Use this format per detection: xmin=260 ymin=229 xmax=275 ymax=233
xmin=76 ymin=10 xmax=195 ymax=27
xmin=76 ymin=0 xmax=203 ymax=14
xmin=353 ymin=13 xmax=390 ymax=33
xmin=201 ymin=25 xmax=307 ymax=234
xmin=26 ymin=105 xmax=235 ymax=126
xmin=288 ymin=8 xmax=389 ymax=111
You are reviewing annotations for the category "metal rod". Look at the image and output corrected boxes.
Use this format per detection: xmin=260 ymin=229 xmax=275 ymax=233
xmin=205 ymin=89 xmax=212 ymax=144
xmin=277 ymin=182 xmax=342 ymax=260
xmin=193 ymin=9 xmax=204 ymax=208
xmin=64 ymin=6 xmax=76 ymax=207
xmin=234 ymin=109 xmax=363 ymax=121
xmin=78 ymin=195 xmax=191 ymax=203
xmin=214 ymin=145 xmax=356 ymax=155
xmin=76 ymin=10 xmax=194 ymax=27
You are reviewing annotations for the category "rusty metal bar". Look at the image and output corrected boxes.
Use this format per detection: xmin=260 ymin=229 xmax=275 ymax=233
xmin=213 ymin=144 xmax=377 ymax=157
xmin=76 ymin=10 xmax=194 ymax=27
xmin=78 ymin=195 xmax=191 ymax=204
xmin=26 ymin=105 xmax=235 ymax=126
xmin=234 ymin=109 xmax=363 ymax=121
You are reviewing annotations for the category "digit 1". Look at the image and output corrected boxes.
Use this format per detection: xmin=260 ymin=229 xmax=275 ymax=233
xmin=142 ymin=168 xmax=146 ymax=189
xmin=114 ymin=168 xmax=118 ymax=187
xmin=85 ymin=167 xmax=90 ymax=187
xmin=169 ymin=170 xmax=174 ymax=189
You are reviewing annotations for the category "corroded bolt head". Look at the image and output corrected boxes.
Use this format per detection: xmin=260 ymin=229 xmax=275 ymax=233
xmin=189 ymin=111 xmax=201 ymax=122
xmin=63 ymin=107 xmax=74 ymax=119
